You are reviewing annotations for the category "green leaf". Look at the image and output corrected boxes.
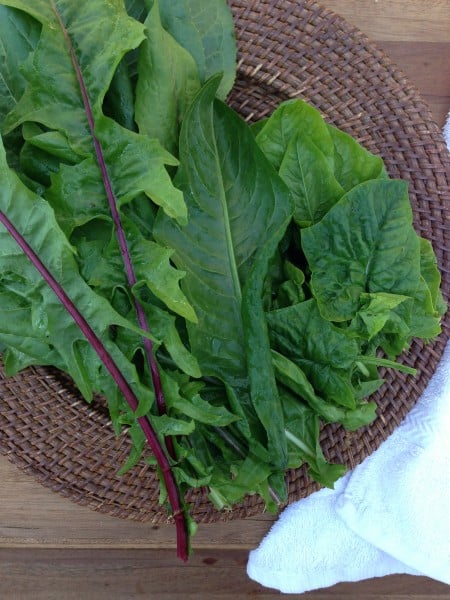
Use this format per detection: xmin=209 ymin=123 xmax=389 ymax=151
xmin=282 ymin=389 xmax=345 ymax=487
xmin=0 ymin=5 xmax=40 ymax=125
xmin=326 ymin=124 xmax=386 ymax=190
xmin=302 ymin=179 xmax=423 ymax=322
xmin=155 ymin=76 xmax=293 ymax=468
xmin=0 ymin=5 xmax=40 ymax=168
xmin=356 ymin=292 xmax=412 ymax=340
xmin=135 ymin=0 xmax=201 ymax=155
xmin=2 ymin=0 xmax=187 ymax=225
xmin=162 ymin=370 xmax=239 ymax=427
xmin=255 ymin=100 xmax=386 ymax=226
xmin=279 ymin=132 xmax=344 ymax=226
xmin=208 ymin=454 xmax=274 ymax=506
xmin=2 ymin=0 xmax=143 ymax=142
xmin=0 ymin=136 xmax=155 ymax=411
xmin=268 ymin=299 xmax=360 ymax=409
xmin=158 ymin=0 xmax=237 ymax=100
xmin=103 ymin=58 xmax=136 ymax=132
xmin=272 ymin=351 xmax=377 ymax=430
xmin=151 ymin=413 xmax=195 ymax=436
xmin=256 ymin=100 xmax=335 ymax=170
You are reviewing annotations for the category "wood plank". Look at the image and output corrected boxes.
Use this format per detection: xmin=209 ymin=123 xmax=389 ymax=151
xmin=0 ymin=456 xmax=275 ymax=549
xmin=378 ymin=41 xmax=450 ymax=128
xmin=323 ymin=0 xmax=450 ymax=42
xmin=320 ymin=3 xmax=450 ymax=128
xmin=0 ymin=548 xmax=448 ymax=600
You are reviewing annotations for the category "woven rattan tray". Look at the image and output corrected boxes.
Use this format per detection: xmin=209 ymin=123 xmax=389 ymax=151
xmin=0 ymin=0 xmax=449 ymax=524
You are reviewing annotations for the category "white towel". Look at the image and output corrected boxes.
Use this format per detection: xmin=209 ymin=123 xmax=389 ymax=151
xmin=247 ymin=118 xmax=450 ymax=594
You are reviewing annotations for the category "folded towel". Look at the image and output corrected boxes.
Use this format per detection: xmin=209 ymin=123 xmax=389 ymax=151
xmin=444 ymin=110 xmax=450 ymax=148
xmin=247 ymin=340 xmax=450 ymax=593
xmin=247 ymin=119 xmax=450 ymax=594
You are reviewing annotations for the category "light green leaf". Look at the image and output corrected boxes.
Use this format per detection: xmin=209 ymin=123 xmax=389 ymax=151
xmin=302 ymin=179 xmax=422 ymax=322
xmin=256 ymin=99 xmax=335 ymax=171
xmin=158 ymin=0 xmax=237 ymax=99
xmin=0 ymin=5 xmax=40 ymax=167
xmin=326 ymin=124 xmax=386 ymax=190
xmin=155 ymin=75 xmax=293 ymax=468
xmin=0 ymin=5 xmax=40 ymax=123
xmin=135 ymin=0 xmax=201 ymax=155
xmin=0 ymin=136 xmax=154 ymax=408
xmin=256 ymin=100 xmax=386 ymax=226
xmin=268 ymin=299 xmax=360 ymax=409
xmin=282 ymin=389 xmax=346 ymax=487
xmin=271 ymin=351 xmax=377 ymax=430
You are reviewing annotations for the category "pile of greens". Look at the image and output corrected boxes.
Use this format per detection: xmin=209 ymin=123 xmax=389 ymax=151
xmin=0 ymin=0 xmax=445 ymax=559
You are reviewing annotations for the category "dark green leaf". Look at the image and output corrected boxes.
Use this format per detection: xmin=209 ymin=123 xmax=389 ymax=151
xmin=158 ymin=0 xmax=237 ymax=100
xmin=135 ymin=0 xmax=201 ymax=155
xmin=302 ymin=179 xmax=423 ymax=322
xmin=155 ymin=76 xmax=293 ymax=468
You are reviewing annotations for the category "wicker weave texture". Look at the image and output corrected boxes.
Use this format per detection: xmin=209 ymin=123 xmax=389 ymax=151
xmin=0 ymin=0 xmax=449 ymax=524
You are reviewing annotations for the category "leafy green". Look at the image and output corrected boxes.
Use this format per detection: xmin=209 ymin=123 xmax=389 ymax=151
xmin=302 ymin=179 xmax=425 ymax=322
xmin=255 ymin=100 xmax=386 ymax=226
xmin=155 ymin=74 xmax=294 ymax=478
xmin=0 ymin=5 xmax=40 ymax=168
xmin=135 ymin=0 xmax=201 ymax=155
xmin=0 ymin=0 xmax=445 ymax=560
xmin=157 ymin=0 xmax=237 ymax=100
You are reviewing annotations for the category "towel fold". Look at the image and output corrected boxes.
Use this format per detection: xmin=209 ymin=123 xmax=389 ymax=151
xmin=247 ymin=341 xmax=450 ymax=593
xmin=248 ymin=115 xmax=450 ymax=593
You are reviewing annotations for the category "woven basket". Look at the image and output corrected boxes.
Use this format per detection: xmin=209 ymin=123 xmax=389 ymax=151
xmin=0 ymin=0 xmax=449 ymax=525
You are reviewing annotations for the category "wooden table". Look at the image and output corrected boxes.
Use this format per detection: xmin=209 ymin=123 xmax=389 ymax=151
xmin=1 ymin=1 xmax=449 ymax=598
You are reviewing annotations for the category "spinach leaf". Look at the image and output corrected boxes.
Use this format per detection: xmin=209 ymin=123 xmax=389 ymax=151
xmin=158 ymin=0 xmax=237 ymax=100
xmin=155 ymin=75 xmax=294 ymax=472
xmin=135 ymin=0 xmax=201 ymax=155
xmin=255 ymin=100 xmax=385 ymax=226
xmin=0 ymin=5 xmax=40 ymax=168
xmin=301 ymin=179 xmax=424 ymax=322
xmin=268 ymin=299 xmax=361 ymax=410
xmin=281 ymin=389 xmax=346 ymax=487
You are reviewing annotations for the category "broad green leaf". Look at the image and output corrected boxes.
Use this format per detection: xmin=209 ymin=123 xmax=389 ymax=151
xmin=256 ymin=99 xmax=335 ymax=172
xmin=356 ymin=292 xmax=412 ymax=340
xmin=208 ymin=454 xmax=274 ymax=506
xmin=0 ymin=5 xmax=40 ymax=167
xmin=255 ymin=100 xmax=386 ymax=226
xmin=326 ymin=124 xmax=386 ymax=190
xmin=0 ymin=136 xmax=154 ymax=408
xmin=281 ymin=389 xmax=345 ymax=487
xmin=302 ymin=179 xmax=423 ymax=322
xmin=418 ymin=237 xmax=447 ymax=317
xmin=0 ymin=5 xmax=40 ymax=124
xmin=2 ymin=0 xmax=144 ymax=147
xmin=72 ymin=216 xmax=197 ymax=324
xmin=279 ymin=132 xmax=344 ymax=226
xmin=3 ymin=1 xmax=195 ymax=330
xmin=2 ymin=0 xmax=186 ymax=224
xmin=268 ymin=299 xmax=360 ymax=409
xmin=155 ymin=76 xmax=293 ymax=468
xmin=135 ymin=0 xmax=201 ymax=155
xmin=158 ymin=0 xmax=237 ymax=100
xmin=271 ymin=351 xmax=377 ymax=430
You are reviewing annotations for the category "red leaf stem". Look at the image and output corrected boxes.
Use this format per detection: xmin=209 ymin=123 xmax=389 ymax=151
xmin=50 ymin=1 xmax=175 ymax=459
xmin=0 ymin=209 xmax=189 ymax=561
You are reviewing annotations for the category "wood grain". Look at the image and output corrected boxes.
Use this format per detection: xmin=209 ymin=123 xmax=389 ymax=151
xmin=1 ymin=1 xmax=449 ymax=598
xmin=325 ymin=1 xmax=450 ymax=127
xmin=0 ymin=547 xmax=449 ymax=600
